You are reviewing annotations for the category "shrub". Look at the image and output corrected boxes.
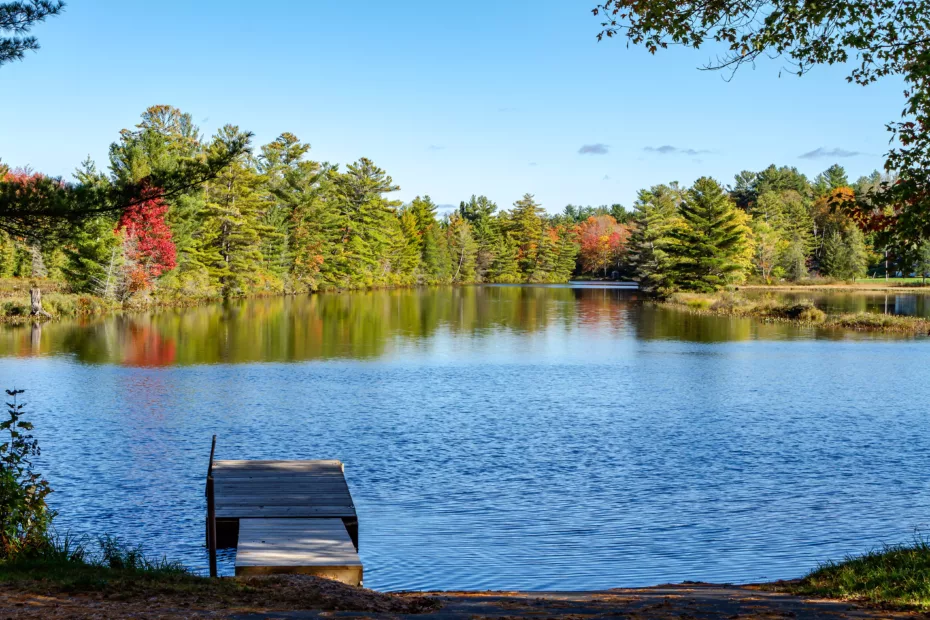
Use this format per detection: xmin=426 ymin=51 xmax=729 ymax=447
xmin=0 ymin=300 xmax=28 ymax=318
xmin=0 ymin=389 xmax=53 ymax=559
xmin=781 ymin=302 xmax=827 ymax=323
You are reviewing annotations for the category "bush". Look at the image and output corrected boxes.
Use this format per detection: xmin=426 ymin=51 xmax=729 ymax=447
xmin=0 ymin=390 xmax=53 ymax=559
xmin=780 ymin=302 xmax=827 ymax=323
xmin=0 ymin=300 xmax=28 ymax=318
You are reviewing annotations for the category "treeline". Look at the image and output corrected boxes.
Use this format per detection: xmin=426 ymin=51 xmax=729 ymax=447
xmin=0 ymin=106 xmax=579 ymax=301
xmin=0 ymin=105 xmax=917 ymax=302
xmin=620 ymin=164 xmax=927 ymax=294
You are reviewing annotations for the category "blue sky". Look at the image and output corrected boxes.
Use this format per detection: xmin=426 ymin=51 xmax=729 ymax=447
xmin=0 ymin=0 xmax=904 ymax=213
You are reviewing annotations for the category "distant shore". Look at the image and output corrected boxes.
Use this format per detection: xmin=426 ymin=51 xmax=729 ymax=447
xmin=739 ymin=279 xmax=930 ymax=294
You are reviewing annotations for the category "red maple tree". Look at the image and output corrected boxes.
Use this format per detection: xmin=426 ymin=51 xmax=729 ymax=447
xmin=577 ymin=215 xmax=631 ymax=276
xmin=116 ymin=182 xmax=177 ymax=289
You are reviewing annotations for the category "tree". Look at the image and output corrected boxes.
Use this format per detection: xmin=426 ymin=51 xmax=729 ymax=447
xmin=813 ymin=164 xmax=850 ymax=197
xmin=667 ymin=177 xmax=754 ymax=292
xmin=200 ymin=126 xmax=271 ymax=296
xmin=750 ymin=219 xmax=779 ymax=282
xmin=577 ymin=214 xmax=630 ymax=277
xmin=628 ymin=183 xmax=684 ymax=293
xmin=593 ymin=0 xmax=930 ymax=243
xmin=445 ymin=212 xmax=477 ymax=282
xmin=821 ymin=227 xmax=868 ymax=281
xmin=0 ymin=1 xmax=63 ymax=66
xmin=459 ymin=195 xmax=498 ymax=280
xmin=0 ymin=136 xmax=248 ymax=241
xmin=326 ymin=158 xmax=400 ymax=288
xmin=115 ymin=182 xmax=177 ymax=293
xmin=509 ymin=193 xmax=545 ymax=275
xmin=916 ymin=241 xmax=930 ymax=283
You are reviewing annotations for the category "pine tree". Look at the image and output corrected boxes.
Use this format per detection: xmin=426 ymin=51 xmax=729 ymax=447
xmin=258 ymin=133 xmax=316 ymax=290
xmin=552 ymin=225 xmax=580 ymax=281
xmin=509 ymin=193 xmax=544 ymax=277
xmin=821 ymin=227 xmax=868 ymax=281
xmin=409 ymin=196 xmax=447 ymax=282
xmin=668 ymin=177 xmax=753 ymax=292
xmin=529 ymin=226 xmax=560 ymax=282
xmin=488 ymin=234 xmax=521 ymax=283
xmin=459 ymin=195 xmax=498 ymax=280
xmin=201 ymin=126 xmax=271 ymax=296
xmin=327 ymin=158 xmax=400 ymax=288
xmin=628 ymin=184 xmax=685 ymax=293
xmin=813 ymin=164 xmax=850 ymax=197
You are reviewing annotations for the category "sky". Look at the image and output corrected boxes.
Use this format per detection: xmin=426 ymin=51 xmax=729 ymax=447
xmin=0 ymin=0 xmax=906 ymax=213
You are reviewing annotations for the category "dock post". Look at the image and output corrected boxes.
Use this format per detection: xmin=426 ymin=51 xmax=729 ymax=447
xmin=206 ymin=435 xmax=217 ymax=578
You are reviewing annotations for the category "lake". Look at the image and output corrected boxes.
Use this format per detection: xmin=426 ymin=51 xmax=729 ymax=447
xmin=0 ymin=284 xmax=928 ymax=591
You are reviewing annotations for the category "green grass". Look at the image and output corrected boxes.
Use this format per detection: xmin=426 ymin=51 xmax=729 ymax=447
xmin=0 ymin=534 xmax=440 ymax=613
xmin=0 ymin=534 xmax=197 ymax=594
xmin=788 ymin=539 xmax=930 ymax=609
xmin=856 ymin=277 xmax=929 ymax=285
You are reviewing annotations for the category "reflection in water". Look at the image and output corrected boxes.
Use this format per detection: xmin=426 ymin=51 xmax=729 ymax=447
xmin=0 ymin=286 xmax=647 ymax=365
xmin=742 ymin=289 xmax=930 ymax=318
xmin=6 ymin=286 xmax=928 ymax=366
xmin=1 ymin=285 xmax=929 ymax=592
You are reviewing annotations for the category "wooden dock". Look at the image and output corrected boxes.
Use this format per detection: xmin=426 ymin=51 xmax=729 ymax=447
xmin=205 ymin=439 xmax=362 ymax=585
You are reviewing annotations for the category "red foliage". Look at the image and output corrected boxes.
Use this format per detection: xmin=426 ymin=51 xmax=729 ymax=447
xmin=577 ymin=215 xmax=631 ymax=275
xmin=116 ymin=183 xmax=177 ymax=287
xmin=830 ymin=187 xmax=895 ymax=233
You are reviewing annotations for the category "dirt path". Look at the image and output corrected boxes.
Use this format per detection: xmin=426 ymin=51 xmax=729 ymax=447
xmin=1 ymin=582 xmax=923 ymax=619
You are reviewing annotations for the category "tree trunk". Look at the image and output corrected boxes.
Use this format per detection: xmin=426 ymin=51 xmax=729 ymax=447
xmin=30 ymin=288 xmax=51 ymax=319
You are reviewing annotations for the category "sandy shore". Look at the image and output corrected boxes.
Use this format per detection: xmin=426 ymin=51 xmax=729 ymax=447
xmin=0 ymin=581 xmax=921 ymax=619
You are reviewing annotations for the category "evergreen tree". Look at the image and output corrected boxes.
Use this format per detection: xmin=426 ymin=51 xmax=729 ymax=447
xmin=628 ymin=184 xmax=684 ymax=293
xmin=488 ymin=234 xmax=521 ymax=283
xmin=509 ymin=194 xmax=544 ymax=276
xmin=821 ymin=227 xmax=868 ymax=281
xmin=459 ymin=195 xmax=498 ymax=280
xmin=667 ymin=177 xmax=753 ymax=292
xmin=780 ymin=237 xmax=809 ymax=281
xmin=813 ymin=164 xmax=850 ymax=197
xmin=258 ymin=133 xmax=316 ymax=289
xmin=327 ymin=158 xmax=400 ymax=287
xmin=552 ymin=225 xmax=580 ymax=281
xmin=201 ymin=126 xmax=271 ymax=296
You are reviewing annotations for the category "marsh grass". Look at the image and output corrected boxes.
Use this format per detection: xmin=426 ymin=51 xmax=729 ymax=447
xmin=788 ymin=538 xmax=930 ymax=609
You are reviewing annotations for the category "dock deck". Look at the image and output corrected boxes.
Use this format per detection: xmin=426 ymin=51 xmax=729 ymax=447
xmin=206 ymin=447 xmax=362 ymax=585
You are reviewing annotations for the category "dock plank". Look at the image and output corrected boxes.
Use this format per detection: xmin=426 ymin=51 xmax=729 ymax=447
xmin=235 ymin=518 xmax=362 ymax=585
xmin=216 ymin=505 xmax=356 ymax=518
xmin=209 ymin=457 xmax=362 ymax=577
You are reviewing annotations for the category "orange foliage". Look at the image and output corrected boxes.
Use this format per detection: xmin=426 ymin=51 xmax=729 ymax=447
xmin=577 ymin=215 xmax=631 ymax=275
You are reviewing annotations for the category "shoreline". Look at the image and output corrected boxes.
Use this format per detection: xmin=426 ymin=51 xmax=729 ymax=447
xmin=0 ymin=580 xmax=917 ymax=619
xmin=739 ymin=282 xmax=930 ymax=293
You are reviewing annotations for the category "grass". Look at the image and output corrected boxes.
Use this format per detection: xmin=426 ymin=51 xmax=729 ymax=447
xmin=0 ymin=534 xmax=440 ymax=614
xmin=667 ymin=292 xmax=828 ymax=323
xmin=663 ymin=291 xmax=930 ymax=334
xmin=785 ymin=539 xmax=930 ymax=610
xmin=741 ymin=276 xmax=930 ymax=291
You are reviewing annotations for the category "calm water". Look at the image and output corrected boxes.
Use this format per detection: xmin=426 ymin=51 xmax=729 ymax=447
xmin=743 ymin=288 xmax=930 ymax=318
xmin=0 ymin=284 xmax=928 ymax=591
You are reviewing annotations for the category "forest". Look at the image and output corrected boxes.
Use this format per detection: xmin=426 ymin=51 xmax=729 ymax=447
xmin=0 ymin=105 xmax=920 ymax=307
